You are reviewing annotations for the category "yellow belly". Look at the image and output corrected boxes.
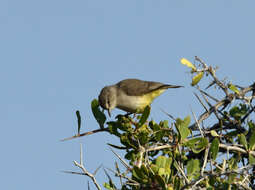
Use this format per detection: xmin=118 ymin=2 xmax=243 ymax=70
xmin=137 ymin=89 xmax=166 ymax=112
xmin=117 ymin=89 xmax=166 ymax=113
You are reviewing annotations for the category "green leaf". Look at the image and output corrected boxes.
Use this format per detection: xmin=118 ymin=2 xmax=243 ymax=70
xmin=161 ymin=120 xmax=169 ymax=128
xmin=176 ymin=117 xmax=191 ymax=141
xmin=182 ymin=116 xmax=191 ymax=128
xmin=248 ymin=121 xmax=255 ymax=129
xmin=191 ymin=72 xmax=204 ymax=86
xmin=164 ymin=157 xmax=172 ymax=174
xmin=228 ymin=157 xmax=238 ymax=170
xmin=228 ymin=173 xmax=236 ymax=184
xmin=239 ymin=134 xmax=248 ymax=150
xmin=140 ymin=164 xmax=149 ymax=177
xmin=228 ymin=83 xmax=239 ymax=94
xmin=132 ymin=166 xmax=143 ymax=180
xmin=120 ymin=134 xmax=136 ymax=149
xmin=156 ymin=156 xmax=167 ymax=168
xmin=76 ymin=110 xmax=81 ymax=134
xmin=185 ymin=137 xmax=208 ymax=153
xmin=132 ymin=166 xmax=148 ymax=183
xmin=91 ymin=99 xmax=106 ymax=129
xmin=155 ymin=175 xmax=166 ymax=190
xmin=173 ymin=177 xmax=181 ymax=190
xmin=158 ymin=168 xmax=166 ymax=176
xmin=249 ymin=154 xmax=255 ymax=165
xmin=187 ymin=159 xmax=200 ymax=175
xmin=107 ymin=122 xmax=121 ymax=136
xmin=137 ymin=130 xmax=150 ymax=145
xmin=150 ymin=164 xmax=159 ymax=174
xmin=229 ymin=104 xmax=248 ymax=120
xmin=208 ymin=176 xmax=217 ymax=187
xmin=210 ymin=138 xmax=219 ymax=160
xmin=249 ymin=130 xmax=255 ymax=151
xmin=139 ymin=105 xmax=150 ymax=127
xmin=155 ymin=156 xmax=172 ymax=177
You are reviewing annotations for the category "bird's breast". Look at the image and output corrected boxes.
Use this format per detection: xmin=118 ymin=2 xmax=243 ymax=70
xmin=116 ymin=89 xmax=166 ymax=113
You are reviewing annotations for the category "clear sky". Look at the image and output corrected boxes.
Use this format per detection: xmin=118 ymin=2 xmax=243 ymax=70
xmin=1 ymin=0 xmax=255 ymax=189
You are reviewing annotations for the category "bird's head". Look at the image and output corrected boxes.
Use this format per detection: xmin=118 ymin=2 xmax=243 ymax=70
xmin=98 ymin=86 xmax=117 ymax=117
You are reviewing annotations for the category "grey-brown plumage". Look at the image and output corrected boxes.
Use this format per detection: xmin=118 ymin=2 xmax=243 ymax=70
xmin=98 ymin=78 xmax=183 ymax=116
xmin=116 ymin=79 xmax=182 ymax=96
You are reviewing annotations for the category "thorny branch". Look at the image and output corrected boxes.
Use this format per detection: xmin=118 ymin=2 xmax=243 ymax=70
xmin=62 ymin=56 xmax=255 ymax=189
xmin=64 ymin=144 xmax=102 ymax=190
xmin=189 ymin=57 xmax=255 ymax=131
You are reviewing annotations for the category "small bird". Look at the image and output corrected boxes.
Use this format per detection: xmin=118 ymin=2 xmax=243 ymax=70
xmin=98 ymin=79 xmax=183 ymax=117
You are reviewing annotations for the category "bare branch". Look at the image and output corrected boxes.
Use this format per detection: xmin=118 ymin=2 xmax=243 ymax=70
xmin=193 ymin=92 xmax=209 ymax=112
xmin=109 ymin=148 xmax=131 ymax=170
xmin=197 ymin=86 xmax=219 ymax=102
xmin=201 ymin=146 xmax=209 ymax=176
xmin=174 ymin=161 xmax=190 ymax=184
xmin=72 ymin=144 xmax=102 ymax=190
xmin=61 ymin=128 xmax=109 ymax=141
xmin=219 ymin=144 xmax=255 ymax=157
xmin=191 ymin=108 xmax=204 ymax=137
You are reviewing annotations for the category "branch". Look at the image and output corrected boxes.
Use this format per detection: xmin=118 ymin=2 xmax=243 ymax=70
xmin=61 ymin=128 xmax=109 ymax=141
xmin=219 ymin=144 xmax=255 ymax=157
xmin=189 ymin=98 xmax=228 ymax=130
xmin=195 ymin=56 xmax=229 ymax=95
xmin=201 ymin=146 xmax=209 ymax=176
xmin=174 ymin=161 xmax=190 ymax=184
xmin=72 ymin=144 xmax=102 ymax=190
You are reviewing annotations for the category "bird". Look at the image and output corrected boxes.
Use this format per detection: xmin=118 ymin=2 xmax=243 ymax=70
xmin=98 ymin=78 xmax=183 ymax=117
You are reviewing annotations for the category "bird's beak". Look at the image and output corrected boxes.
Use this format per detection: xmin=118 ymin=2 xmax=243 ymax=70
xmin=107 ymin=109 xmax=111 ymax=117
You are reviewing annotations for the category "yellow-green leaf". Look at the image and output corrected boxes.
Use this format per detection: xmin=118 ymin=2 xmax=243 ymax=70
xmin=210 ymin=130 xmax=219 ymax=137
xmin=191 ymin=72 xmax=204 ymax=86
xmin=180 ymin=58 xmax=196 ymax=71
xmin=228 ymin=84 xmax=240 ymax=94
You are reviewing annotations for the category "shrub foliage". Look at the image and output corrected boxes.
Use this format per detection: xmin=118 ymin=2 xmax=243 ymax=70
xmin=64 ymin=57 xmax=255 ymax=190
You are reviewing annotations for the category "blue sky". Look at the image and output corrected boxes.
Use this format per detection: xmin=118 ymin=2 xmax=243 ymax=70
xmin=1 ymin=0 xmax=255 ymax=189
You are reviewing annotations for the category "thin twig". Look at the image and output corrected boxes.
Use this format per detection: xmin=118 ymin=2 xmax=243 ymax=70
xmin=109 ymin=147 xmax=131 ymax=170
xmin=193 ymin=92 xmax=209 ymax=112
xmin=197 ymin=86 xmax=219 ymax=102
xmin=73 ymin=144 xmax=102 ymax=190
xmin=160 ymin=108 xmax=176 ymax=121
xmin=191 ymin=108 xmax=204 ymax=137
xmin=105 ymin=167 xmax=140 ymax=186
xmin=174 ymin=161 xmax=190 ymax=184
xmin=189 ymin=98 xmax=227 ymax=130
xmin=61 ymin=128 xmax=109 ymax=141
xmin=201 ymin=146 xmax=209 ymax=176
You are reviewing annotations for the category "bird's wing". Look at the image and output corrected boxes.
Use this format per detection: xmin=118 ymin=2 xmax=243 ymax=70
xmin=116 ymin=79 xmax=179 ymax=96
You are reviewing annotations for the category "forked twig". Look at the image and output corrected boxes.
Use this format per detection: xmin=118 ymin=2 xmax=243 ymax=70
xmin=67 ymin=144 xmax=102 ymax=190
